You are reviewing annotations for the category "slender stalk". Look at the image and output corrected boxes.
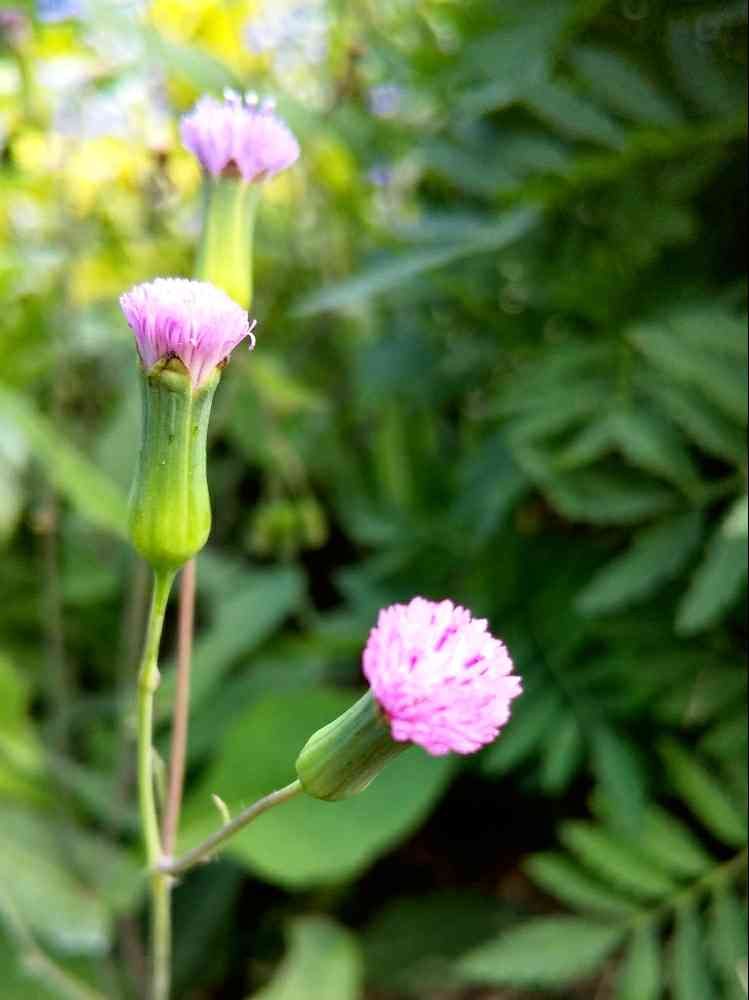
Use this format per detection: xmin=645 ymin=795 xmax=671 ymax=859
xmin=137 ymin=569 xmax=175 ymax=1000
xmin=159 ymin=780 xmax=302 ymax=879
xmin=162 ymin=558 xmax=196 ymax=856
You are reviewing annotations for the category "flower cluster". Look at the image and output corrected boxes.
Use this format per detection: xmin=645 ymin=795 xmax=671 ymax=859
xmin=180 ymin=91 xmax=300 ymax=183
xmin=363 ymin=597 xmax=521 ymax=755
xmin=120 ymin=277 xmax=255 ymax=389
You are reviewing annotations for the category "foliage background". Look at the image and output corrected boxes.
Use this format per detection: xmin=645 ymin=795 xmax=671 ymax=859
xmin=0 ymin=0 xmax=746 ymax=997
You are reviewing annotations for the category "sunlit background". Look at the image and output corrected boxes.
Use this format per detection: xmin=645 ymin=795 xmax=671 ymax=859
xmin=0 ymin=1 xmax=747 ymax=998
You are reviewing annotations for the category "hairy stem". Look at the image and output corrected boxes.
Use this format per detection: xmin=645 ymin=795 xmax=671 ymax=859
xmin=137 ymin=569 xmax=175 ymax=1000
xmin=162 ymin=558 xmax=196 ymax=857
xmin=159 ymin=780 xmax=302 ymax=879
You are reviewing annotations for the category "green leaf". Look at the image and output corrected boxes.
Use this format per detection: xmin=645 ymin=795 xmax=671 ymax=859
xmin=540 ymin=467 xmax=676 ymax=525
xmin=709 ymin=886 xmax=748 ymax=1000
xmin=524 ymin=81 xmax=626 ymax=148
xmin=480 ymin=689 xmax=561 ymax=775
xmin=616 ymin=924 xmax=661 ymax=1000
xmin=0 ymin=808 xmax=110 ymax=955
xmin=672 ymin=903 xmax=716 ymax=1000
xmin=659 ymin=741 xmax=747 ymax=847
xmin=293 ymin=208 xmax=540 ymax=315
xmin=676 ymin=512 xmax=747 ymax=634
xmin=458 ymin=917 xmax=625 ymax=987
xmin=635 ymin=807 xmax=713 ymax=879
xmin=610 ymin=408 xmax=700 ymax=490
xmin=578 ymin=512 xmax=704 ymax=615
xmin=254 ymin=917 xmax=362 ymax=1000
xmin=180 ymin=689 xmax=454 ymax=888
xmin=539 ymin=714 xmax=584 ymax=794
xmin=560 ymin=821 xmax=677 ymax=900
xmin=590 ymin=725 xmax=647 ymax=832
xmin=571 ymin=45 xmax=682 ymax=126
xmin=0 ymin=384 xmax=128 ymax=537
xmin=525 ymin=853 xmax=638 ymax=917
xmin=668 ymin=19 xmax=745 ymax=116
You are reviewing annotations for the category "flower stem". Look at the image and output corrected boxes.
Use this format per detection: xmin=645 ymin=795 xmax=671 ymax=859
xmin=137 ymin=569 xmax=175 ymax=1000
xmin=159 ymin=780 xmax=302 ymax=879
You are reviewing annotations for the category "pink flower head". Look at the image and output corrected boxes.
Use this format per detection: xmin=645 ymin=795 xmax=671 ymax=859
xmin=180 ymin=91 xmax=300 ymax=183
xmin=119 ymin=277 xmax=255 ymax=388
xmin=363 ymin=597 xmax=521 ymax=756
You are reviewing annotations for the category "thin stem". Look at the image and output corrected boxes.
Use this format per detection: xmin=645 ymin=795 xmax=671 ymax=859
xmin=160 ymin=780 xmax=302 ymax=879
xmin=162 ymin=558 xmax=196 ymax=857
xmin=137 ymin=568 xmax=175 ymax=1000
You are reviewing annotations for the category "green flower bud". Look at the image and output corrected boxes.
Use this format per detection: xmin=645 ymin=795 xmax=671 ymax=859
xmin=295 ymin=691 xmax=408 ymax=801
xmin=128 ymin=359 xmax=219 ymax=572
xmin=196 ymin=177 xmax=259 ymax=310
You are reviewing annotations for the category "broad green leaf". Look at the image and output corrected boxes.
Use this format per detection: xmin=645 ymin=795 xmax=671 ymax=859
xmin=524 ymin=81 xmax=626 ymax=148
xmin=540 ymin=467 xmax=676 ymax=525
xmin=254 ymin=917 xmax=362 ymax=1000
xmin=578 ymin=512 xmax=703 ymax=615
xmin=0 ymin=384 xmax=128 ymax=537
xmin=659 ymin=741 xmax=747 ymax=847
xmin=672 ymin=903 xmax=716 ymax=1000
xmin=616 ymin=924 xmax=661 ymax=1000
xmin=293 ymin=208 xmax=540 ymax=316
xmin=158 ymin=566 xmax=305 ymax=717
xmin=0 ymin=931 xmax=102 ymax=1000
xmin=180 ymin=689 xmax=454 ymax=888
xmin=571 ymin=45 xmax=682 ymax=126
xmin=560 ymin=822 xmax=677 ymax=900
xmin=0 ymin=808 xmax=110 ymax=954
xmin=709 ymin=886 xmax=749 ymax=1000
xmin=459 ymin=917 xmax=624 ymax=987
xmin=590 ymin=726 xmax=647 ymax=832
xmin=526 ymin=853 xmax=638 ymax=917
xmin=676 ymin=512 xmax=747 ymax=634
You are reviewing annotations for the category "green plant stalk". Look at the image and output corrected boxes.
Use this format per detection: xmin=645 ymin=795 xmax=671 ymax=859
xmin=137 ymin=569 xmax=175 ymax=1000
xmin=195 ymin=176 xmax=259 ymax=310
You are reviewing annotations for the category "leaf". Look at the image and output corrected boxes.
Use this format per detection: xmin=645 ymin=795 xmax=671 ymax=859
xmin=0 ymin=384 xmax=128 ymax=537
xmin=292 ymin=208 xmax=540 ymax=315
xmin=458 ymin=917 xmax=624 ymax=987
xmin=524 ymin=81 xmax=626 ymax=148
xmin=577 ymin=512 xmax=704 ymax=615
xmin=710 ymin=886 xmax=749 ymax=1000
xmin=676 ymin=511 xmax=747 ymax=634
xmin=480 ymin=689 xmax=561 ymax=775
xmin=571 ymin=45 xmax=682 ymax=126
xmin=659 ymin=741 xmax=747 ymax=847
xmin=635 ymin=806 xmax=713 ymax=879
xmin=616 ymin=924 xmax=661 ymax=1000
xmin=180 ymin=689 xmax=455 ymax=888
xmin=254 ymin=917 xmax=362 ymax=1000
xmin=668 ymin=19 xmax=745 ymax=116
xmin=672 ymin=903 xmax=716 ymax=1000
xmin=590 ymin=725 xmax=648 ymax=832
xmin=540 ymin=466 xmax=676 ymax=525
xmin=610 ymin=408 xmax=700 ymax=490
xmin=526 ymin=853 xmax=638 ymax=917
xmin=560 ymin=821 xmax=677 ymax=900
xmin=0 ymin=808 xmax=110 ymax=955
xmin=539 ymin=715 xmax=584 ymax=794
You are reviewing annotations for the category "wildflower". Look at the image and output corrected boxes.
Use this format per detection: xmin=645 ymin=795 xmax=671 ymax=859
xmin=120 ymin=278 xmax=254 ymax=570
xmin=296 ymin=598 xmax=521 ymax=799
xmin=120 ymin=277 xmax=255 ymax=389
xmin=367 ymin=84 xmax=403 ymax=119
xmin=180 ymin=91 xmax=299 ymax=184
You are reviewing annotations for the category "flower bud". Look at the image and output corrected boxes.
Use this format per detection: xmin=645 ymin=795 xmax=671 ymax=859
xmin=296 ymin=691 xmax=407 ymax=801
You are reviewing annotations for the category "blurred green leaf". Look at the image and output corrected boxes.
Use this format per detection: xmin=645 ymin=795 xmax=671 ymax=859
xmin=672 ymin=903 xmax=716 ymax=1000
xmin=676 ymin=509 xmax=747 ymax=634
xmin=526 ymin=853 xmax=638 ymax=917
xmin=616 ymin=924 xmax=661 ymax=1000
xmin=254 ymin=917 xmax=362 ymax=1000
xmin=571 ymin=45 xmax=682 ymax=126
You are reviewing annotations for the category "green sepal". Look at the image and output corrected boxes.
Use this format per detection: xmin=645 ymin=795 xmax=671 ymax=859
xmin=295 ymin=690 xmax=408 ymax=801
xmin=128 ymin=359 xmax=218 ymax=572
xmin=196 ymin=176 xmax=259 ymax=310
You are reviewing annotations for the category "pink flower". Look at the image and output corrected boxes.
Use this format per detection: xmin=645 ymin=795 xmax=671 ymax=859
xmin=362 ymin=597 xmax=521 ymax=756
xmin=180 ymin=91 xmax=300 ymax=183
xmin=120 ymin=278 xmax=255 ymax=389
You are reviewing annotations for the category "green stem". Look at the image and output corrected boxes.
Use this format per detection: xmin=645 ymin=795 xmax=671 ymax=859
xmin=159 ymin=780 xmax=302 ymax=879
xmin=137 ymin=569 xmax=175 ymax=1000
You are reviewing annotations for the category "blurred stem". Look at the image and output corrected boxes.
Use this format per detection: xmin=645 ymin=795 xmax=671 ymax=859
xmin=136 ymin=568 xmax=175 ymax=1000
xmin=162 ymin=557 xmax=196 ymax=857
xmin=159 ymin=780 xmax=302 ymax=879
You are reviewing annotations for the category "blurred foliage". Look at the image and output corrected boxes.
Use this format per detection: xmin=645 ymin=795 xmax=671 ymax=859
xmin=0 ymin=0 xmax=746 ymax=997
